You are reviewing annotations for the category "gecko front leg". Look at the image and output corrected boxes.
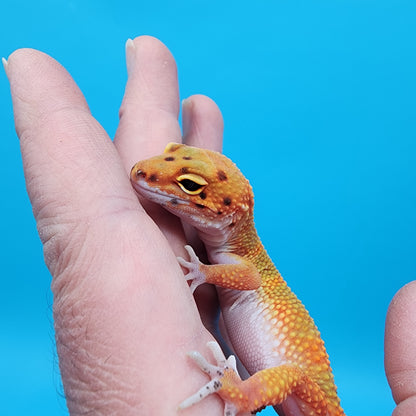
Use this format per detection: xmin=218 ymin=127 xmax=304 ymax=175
xmin=178 ymin=245 xmax=261 ymax=293
xmin=177 ymin=245 xmax=207 ymax=293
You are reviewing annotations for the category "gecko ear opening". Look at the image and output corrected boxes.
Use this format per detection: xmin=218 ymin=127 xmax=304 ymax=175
xmin=176 ymin=174 xmax=208 ymax=195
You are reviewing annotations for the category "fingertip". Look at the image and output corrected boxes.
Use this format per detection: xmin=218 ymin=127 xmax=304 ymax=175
xmin=125 ymin=35 xmax=178 ymax=80
xmin=182 ymin=94 xmax=224 ymax=152
xmin=6 ymin=48 xmax=89 ymax=140
xmin=385 ymin=281 xmax=416 ymax=405
xmin=6 ymin=48 xmax=56 ymax=78
xmin=5 ymin=48 xmax=36 ymax=82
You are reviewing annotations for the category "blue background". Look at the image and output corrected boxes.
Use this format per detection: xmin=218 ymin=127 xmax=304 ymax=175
xmin=1 ymin=1 xmax=415 ymax=415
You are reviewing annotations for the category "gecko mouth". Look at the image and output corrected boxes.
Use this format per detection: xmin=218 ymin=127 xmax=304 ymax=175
xmin=130 ymin=179 xmax=189 ymax=207
xmin=131 ymin=177 xmax=235 ymax=234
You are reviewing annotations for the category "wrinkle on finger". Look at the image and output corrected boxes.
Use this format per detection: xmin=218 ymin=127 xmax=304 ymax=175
xmin=51 ymin=212 xmax=211 ymax=415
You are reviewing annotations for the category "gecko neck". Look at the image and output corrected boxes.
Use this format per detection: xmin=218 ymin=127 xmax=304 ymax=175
xmin=197 ymin=210 xmax=260 ymax=256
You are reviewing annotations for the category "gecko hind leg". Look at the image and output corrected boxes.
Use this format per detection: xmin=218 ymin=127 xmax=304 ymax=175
xmin=179 ymin=341 xmax=331 ymax=416
xmin=178 ymin=341 xmax=240 ymax=415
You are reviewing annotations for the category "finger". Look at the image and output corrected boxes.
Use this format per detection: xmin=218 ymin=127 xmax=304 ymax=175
xmin=385 ymin=281 xmax=416 ymax=415
xmin=181 ymin=94 xmax=224 ymax=336
xmin=6 ymin=48 xmax=220 ymax=414
xmin=115 ymin=36 xmax=182 ymax=171
xmin=180 ymin=94 xmax=224 ymax=248
xmin=6 ymin=48 xmax=140 ymax=274
xmin=182 ymin=94 xmax=224 ymax=152
xmin=114 ymin=36 xmax=186 ymax=250
xmin=179 ymin=95 xmax=224 ymax=246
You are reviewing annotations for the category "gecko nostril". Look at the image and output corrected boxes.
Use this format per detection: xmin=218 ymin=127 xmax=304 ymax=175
xmin=136 ymin=169 xmax=146 ymax=178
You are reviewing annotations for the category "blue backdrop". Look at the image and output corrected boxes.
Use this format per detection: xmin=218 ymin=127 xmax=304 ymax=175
xmin=1 ymin=1 xmax=415 ymax=415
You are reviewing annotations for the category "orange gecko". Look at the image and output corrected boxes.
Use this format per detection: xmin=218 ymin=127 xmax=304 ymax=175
xmin=130 ymin=143 xmax=345 ymax=416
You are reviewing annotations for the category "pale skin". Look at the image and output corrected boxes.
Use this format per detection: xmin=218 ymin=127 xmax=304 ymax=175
xmin=3 ymin=36 xmax=416 ymax=415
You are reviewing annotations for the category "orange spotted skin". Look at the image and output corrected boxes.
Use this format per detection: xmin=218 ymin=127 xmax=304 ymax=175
xmin=130 ymin=143 xmax=345 ymax=416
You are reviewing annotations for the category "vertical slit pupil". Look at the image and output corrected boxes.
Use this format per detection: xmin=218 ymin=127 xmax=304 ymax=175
xmin=180 ymin=179 xmax=203 ymax=192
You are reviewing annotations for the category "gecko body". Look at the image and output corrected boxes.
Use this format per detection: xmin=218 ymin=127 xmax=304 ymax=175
xmin=130 ymin=143 xmax=345 ymax=416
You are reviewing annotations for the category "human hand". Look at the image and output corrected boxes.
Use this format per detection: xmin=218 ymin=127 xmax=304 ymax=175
xmin=385 ymin=281 xmax=416 ymax=416
xmin=5 ymin=36 xmax=224 ymax=415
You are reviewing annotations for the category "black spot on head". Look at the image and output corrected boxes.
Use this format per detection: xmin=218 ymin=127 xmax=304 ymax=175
xmin=171 ymin=198 xmax=178 ymax=205
xmin=229 ymin=222 xmax=235 ymax=228
xmin=223 ymin=197 xmax=232 ymax=206
xmin=183 ymin=156 xmax=192 ymax=160
xmin=217 ymin=211 xmax=223 ymax=215
xmin=164 ymin=156 xmax=175 ymax=161
xmin=149 ymin=174 xmax=158 ymax=182
xmin=200 ymin=191 xmax=207 ymax=200
xmin=195 ymin=203 xmax=206 ymax=209
xmin=181 ymin=167 xmax=189 ymax=174
xmin=217 ymin=170 xmax=227 ymax=181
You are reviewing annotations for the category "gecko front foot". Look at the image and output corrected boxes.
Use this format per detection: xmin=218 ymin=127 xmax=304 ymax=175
xmin=177 ymin=245 xmax=207 ymax=293
xmin=178 ymin=341 xmax=241 ymax=416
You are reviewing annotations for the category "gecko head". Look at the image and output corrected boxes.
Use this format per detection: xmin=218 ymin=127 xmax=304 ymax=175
xmin=130 ymin=143 xmax=254 ymax=232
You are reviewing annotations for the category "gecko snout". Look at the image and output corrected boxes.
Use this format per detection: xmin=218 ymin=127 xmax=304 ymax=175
xmin=130 ymin=164 xmax=147 ymax=181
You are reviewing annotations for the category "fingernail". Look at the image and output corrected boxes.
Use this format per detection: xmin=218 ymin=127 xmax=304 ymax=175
xmin=125 ymin=38 xmax=135 ymax=76
xmin=2 ymin=57 xmax=9 ymax=80
xmin=182 ymin=97 xmax=193 ymax=108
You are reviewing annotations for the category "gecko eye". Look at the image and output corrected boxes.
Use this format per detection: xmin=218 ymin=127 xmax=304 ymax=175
xmin=179 ymin=179 xmax=203 ymax=192
xmin=176 ymin=174 xmax=208 ymax=195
